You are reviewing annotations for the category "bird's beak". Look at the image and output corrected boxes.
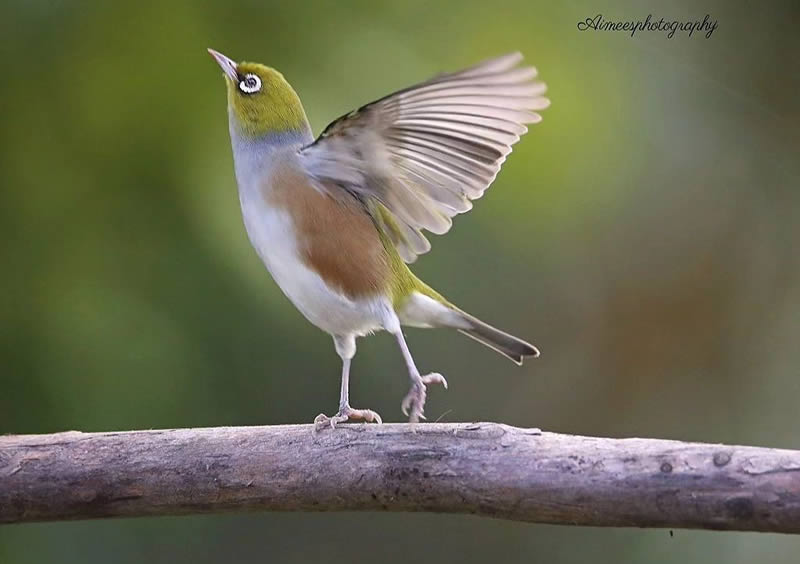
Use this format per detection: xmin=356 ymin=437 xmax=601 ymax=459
xmin=207 ymin=48 xmax=238 ymax=81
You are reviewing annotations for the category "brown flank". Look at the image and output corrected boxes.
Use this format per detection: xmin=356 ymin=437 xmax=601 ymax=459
xmin=264 ymin=162 xmax=390 ymax=299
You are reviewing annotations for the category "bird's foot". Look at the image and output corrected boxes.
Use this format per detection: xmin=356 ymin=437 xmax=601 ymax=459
xmin=314 ymin=405 xmax=383 ymax=431
xmin=401 ymin=372 xmax=448 ymax=423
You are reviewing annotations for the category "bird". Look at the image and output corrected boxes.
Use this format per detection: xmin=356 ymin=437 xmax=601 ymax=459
xmin=208 ymin=48 xmax=549 ymax=427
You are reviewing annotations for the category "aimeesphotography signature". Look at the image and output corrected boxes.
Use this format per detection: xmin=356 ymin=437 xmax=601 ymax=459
xmin=578 ymin=14 xmax=718 ymax=39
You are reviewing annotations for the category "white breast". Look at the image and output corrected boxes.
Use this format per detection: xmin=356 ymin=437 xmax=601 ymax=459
xmin=234 ymin=147 xmax=387 ymax=337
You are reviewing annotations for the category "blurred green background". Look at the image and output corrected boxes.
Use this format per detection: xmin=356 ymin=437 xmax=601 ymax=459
xmin=1 ymin=0 xmax=799 ymax=562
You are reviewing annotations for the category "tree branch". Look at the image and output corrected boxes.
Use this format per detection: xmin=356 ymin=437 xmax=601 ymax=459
xmin=2 ymin=423 xmax=799 ymax=531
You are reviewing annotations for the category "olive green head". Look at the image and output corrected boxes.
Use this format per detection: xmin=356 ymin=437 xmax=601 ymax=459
xmin=208 ymin=49 xmax=310 ymax=138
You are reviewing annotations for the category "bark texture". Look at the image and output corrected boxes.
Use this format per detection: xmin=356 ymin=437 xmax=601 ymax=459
xmin=2 ymin=423 xmax=800 ymax=532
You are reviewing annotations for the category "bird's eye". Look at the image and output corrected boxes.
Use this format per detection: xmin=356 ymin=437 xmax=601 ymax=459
xmin=238 ymin=73 xmax=261 ymax=94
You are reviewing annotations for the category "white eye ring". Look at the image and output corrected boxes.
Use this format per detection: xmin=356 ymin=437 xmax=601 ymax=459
xmin=239 ymin=73 xmax=261 ymax=94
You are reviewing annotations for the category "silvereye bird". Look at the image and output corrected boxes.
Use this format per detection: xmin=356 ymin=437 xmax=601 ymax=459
xmin=208 ymin=49 xmax=549 ymax=427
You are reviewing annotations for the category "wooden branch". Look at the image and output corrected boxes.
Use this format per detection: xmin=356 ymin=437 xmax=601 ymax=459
xmin=2 ymin=423 xmax=800 ymax=532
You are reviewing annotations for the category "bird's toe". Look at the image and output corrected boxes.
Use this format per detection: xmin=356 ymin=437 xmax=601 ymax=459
xmin=421 ymin=372 xmax=448 ymax=389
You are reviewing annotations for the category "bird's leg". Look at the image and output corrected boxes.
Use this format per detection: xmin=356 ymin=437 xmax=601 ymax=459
xmin=315 ymin=335 xmax=382 ymax=430
xmin=393 ymin=330 xmax=448 ymax=423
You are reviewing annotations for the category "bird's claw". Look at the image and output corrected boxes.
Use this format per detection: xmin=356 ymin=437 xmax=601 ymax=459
xmin=401 ymin=372 xmax=447 ymax=423
xmin=421 ymin=372 xmax=448 ymax=389
xmin=314 ymin=406 xmax=382 ymax=431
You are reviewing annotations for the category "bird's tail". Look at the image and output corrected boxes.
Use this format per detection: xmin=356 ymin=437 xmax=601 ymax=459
xmin=399 ymin=283 xmax=539 ymax=364
xmin=456 ymin=312 xmax=540 ymax=365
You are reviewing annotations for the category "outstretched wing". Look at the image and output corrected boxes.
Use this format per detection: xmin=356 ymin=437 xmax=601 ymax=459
xmin=298 ymin=52 xmax=550 ymax=263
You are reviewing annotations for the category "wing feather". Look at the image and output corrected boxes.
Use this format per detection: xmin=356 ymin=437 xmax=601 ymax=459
xmin=299 ymin=52 xmax=549 ymax=262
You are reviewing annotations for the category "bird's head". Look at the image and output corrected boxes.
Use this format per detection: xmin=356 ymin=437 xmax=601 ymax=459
xmin=208 ymin=48 xmax=310 ymax=138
